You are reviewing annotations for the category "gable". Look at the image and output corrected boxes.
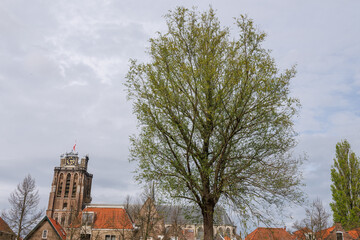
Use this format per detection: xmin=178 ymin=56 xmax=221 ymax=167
xmin=24 ymin=217 xmax=66 ymax=240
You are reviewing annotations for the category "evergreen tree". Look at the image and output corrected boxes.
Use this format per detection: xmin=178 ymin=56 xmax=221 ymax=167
xmin=330 ymin=140 xmax=360 ymax=230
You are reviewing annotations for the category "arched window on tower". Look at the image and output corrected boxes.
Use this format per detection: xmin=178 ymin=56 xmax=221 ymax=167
xmin=64 ymin=174 xmax=71 ymax=197
xmin=57 ymin=174 xmax=64 ymax=197
xmin=72 ymin=174 xmax=78 ymax=198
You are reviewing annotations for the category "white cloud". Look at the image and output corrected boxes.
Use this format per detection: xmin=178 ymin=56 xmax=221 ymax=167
xmin=1 ymin=0 xmax=360 ymax=233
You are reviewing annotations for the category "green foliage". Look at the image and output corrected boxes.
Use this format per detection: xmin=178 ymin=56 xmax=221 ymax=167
xmin=126 ymin=6 xmax=302 ymax=235
xmin=330 ymin=140 xmax=360 ymax=230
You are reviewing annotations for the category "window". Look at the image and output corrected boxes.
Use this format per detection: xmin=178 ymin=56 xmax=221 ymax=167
xmin=72 ymin=174 xmax=78 ymax=197
xmin=81 ymin=234 xmax=91 ymax=240
xmin=306 ymin=233 xmax=313 ymax=240
xmin=105 ymin=235 xmax=116 ymax=240
xmin=82 ymin=212 xmax=94 ymax=225
xmin=42 ymin=230 xmax=48 ymax=239
xmin=57 ymin=174 xmax=64 ymax=197
xmin=63 ymin=202 xmax=67 ymax=209
xmin=336 ymin=232 xmax=343 ymax=240
xmin=64 ymin=174 xmax=71 ymax=197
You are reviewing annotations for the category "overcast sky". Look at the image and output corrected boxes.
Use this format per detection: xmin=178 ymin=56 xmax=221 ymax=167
xmin=1 ymin=0 xmax=360 ymax=233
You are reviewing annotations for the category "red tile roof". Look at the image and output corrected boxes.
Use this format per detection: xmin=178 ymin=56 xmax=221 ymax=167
xmin=293 ymin=227 xmax=312 ymax=240
xmin=245 ymin=227 xmax=294 ymax=240
xmin=83 ymin=207 xmax=133 ymax=229
xmin=347 ymin=227 xmax=360 ymax=239
xmin=315 ymin=226 xmax=335 ymax=239
xmin=48 ymin=217 xmax=66 ymax=240
xmin=0 ymin=217 xmax=14 ymax=234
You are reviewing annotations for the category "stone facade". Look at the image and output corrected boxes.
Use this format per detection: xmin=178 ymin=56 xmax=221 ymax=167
xmin=319 ymin=223 xmax=355 ymax=240
xmin=46 ymin=152 xmax=93 ymax=228
xmin=41 ymin=151 xmax=237 ymax=240
xmin=24 ymin=216 xmax=66 ymax=240
xmin=0 ymin=217 xmax=16 ymax=240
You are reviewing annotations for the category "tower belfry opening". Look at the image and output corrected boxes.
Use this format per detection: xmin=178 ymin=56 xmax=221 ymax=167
xmin=46 ymin=151 xmax=93 ymax=228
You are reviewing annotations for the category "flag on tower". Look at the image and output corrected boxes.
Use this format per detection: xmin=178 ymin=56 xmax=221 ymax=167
xmin=73 ymin=143 xmax=76 ymax=152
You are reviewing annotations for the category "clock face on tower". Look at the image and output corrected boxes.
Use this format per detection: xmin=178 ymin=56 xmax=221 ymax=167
xmin=65 ymin=157 xmax=76 ymax=166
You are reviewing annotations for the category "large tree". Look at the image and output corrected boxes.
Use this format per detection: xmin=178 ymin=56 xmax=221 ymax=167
xmin=330 ymin=140 xmax=360 ymax=230
xmin=1 ymin=175 xmax=43 ymax=240
xmin=126 ymin=7 xmax=302 ymax=239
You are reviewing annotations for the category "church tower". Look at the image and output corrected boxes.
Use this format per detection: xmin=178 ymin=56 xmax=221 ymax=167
xmin=46 ymin=151 xmax=93 ymax=227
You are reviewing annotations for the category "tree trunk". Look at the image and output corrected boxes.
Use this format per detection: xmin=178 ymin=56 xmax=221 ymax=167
xmin=203 ymin=202 xmax=215 ymax=240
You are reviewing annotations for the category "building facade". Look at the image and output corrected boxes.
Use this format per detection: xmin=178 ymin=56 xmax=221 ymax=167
xmin=0 ymin=217 xmax=16 ymax=240
xmin=24 ymin=216 xmax=66 ymax=240
xmin=46 ymin=151 xmax=93 ymax=228
xmin=40 ymin=150 xmax=237 ymax=240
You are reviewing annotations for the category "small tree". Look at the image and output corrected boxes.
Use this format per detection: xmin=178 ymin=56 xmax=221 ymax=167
xmin=124 ymin=187 xmax=167 ymax=240
xmin=330 ymin=140 xmax=360 ymax=230
xmin=293 ymin=198 xmax=330 ymax=239
xmin=2 ymin=175 xmax=43 ymax=240
xmin=126 ymin=7 xmax=302 ymax=240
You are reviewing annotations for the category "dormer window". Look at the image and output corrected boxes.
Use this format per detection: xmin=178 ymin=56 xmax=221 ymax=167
xmin=305 ymin=233 xmax=313 ymax=240
xmin=42 ymin=230 xmax=48 ymax=239
xmin=82 ymin=212 xmax=94 ymax=225
xmin=336 ymin=232 xmax=343 ymax=240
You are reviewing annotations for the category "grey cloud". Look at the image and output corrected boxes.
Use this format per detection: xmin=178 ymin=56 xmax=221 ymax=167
xmin=1 ymin=0 xmax=360 ymax=233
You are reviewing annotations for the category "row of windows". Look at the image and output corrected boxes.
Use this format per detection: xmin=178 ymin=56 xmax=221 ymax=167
xmin=105 ymin=235 xmax=116 ymax=240
xmin=57 ymin=173 xmax=78 ymax=198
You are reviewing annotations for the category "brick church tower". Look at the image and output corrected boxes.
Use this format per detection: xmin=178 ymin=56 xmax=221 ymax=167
xmin=46 ymin=151 xmax=93 ymax=227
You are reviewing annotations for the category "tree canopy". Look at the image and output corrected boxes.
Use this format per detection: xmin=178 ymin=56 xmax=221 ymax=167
xmin=330 ymin=140 xmax=360 ymax=230
xmin=126 ymin=7 xmax=302 ymax=239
